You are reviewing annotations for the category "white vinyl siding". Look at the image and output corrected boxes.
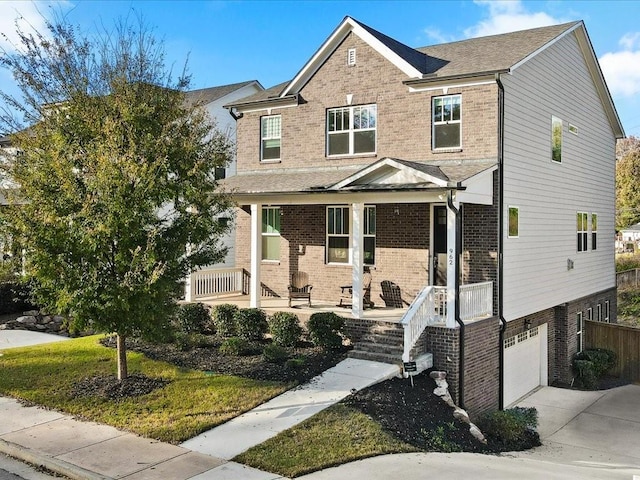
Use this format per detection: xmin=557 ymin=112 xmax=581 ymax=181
xmin=501 ymin=31 xmax=616 ymax=321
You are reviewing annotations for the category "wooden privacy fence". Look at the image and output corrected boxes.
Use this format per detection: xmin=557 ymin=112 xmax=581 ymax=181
xmin=617 ymin=268 xmax=640 ymax=289
xmin=585 ymin=320 xmax=640 ymax=382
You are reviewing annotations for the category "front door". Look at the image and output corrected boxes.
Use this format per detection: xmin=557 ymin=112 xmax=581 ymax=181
xmin=433 ymin=205 xmax=447 ymax=286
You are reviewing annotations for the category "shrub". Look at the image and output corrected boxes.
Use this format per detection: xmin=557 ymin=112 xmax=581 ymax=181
xmin=0 ymin=281 xmax=35 ymax=315
xmin=269 ymin=311 xmax=303 ymax=347
xmin=285 ymin=357 xmax=307 ymax=370
xmin=572 ymin=348 xmax=616 ymax=389
xmin=477 ymin=407 xmax=540 ymax=450
xmin=616 ymin=252 xmax=640 ymax=272
xmin=219 ymin=337 xmax=252 ymax=356
xmin=212 ymin=304 xmax=239 ymax=337
xmin=262 ymin=343 xmax=289 ymax=364
xmin=307 ymin=312 xmax=346 ymax=350
xmin=175 ymin=303 xmax=211 ymax=334
xmin=235 ymin=308 xmax=268 ymax=341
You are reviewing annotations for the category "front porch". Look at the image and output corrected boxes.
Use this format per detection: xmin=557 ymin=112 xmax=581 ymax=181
xmin=186 ymin=267 xmax=494 ymax=367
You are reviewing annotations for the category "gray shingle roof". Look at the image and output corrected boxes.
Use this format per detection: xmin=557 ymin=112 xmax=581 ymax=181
xmin=221 ymin=159 xmax=495 ymax=196
xmin=185 ymin=80 xmax=261 ymax=105
xmin=415 ymin=21 xmax=580 ymax=79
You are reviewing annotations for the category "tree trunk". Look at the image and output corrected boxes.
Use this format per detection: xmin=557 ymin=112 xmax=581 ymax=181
xmin=116 ymin=333 xmax=128 ymax=381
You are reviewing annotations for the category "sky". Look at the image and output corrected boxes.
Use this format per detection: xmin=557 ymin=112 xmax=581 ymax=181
xmin=1 ymin=0 xmax=640 ymax=137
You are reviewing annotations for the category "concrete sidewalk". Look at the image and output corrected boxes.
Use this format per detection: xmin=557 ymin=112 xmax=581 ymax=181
xmin=0 ymin=333 xmax=399 ymax=480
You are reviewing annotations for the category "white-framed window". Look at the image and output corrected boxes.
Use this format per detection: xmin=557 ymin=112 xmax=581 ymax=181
xmin=587 ymin=307 xmax=593 ymax=321
xmin=552 ymin=116 xmax=562 ymax=163
xmin=327 ymin=104 xmax=376 ymax=156
xmin=326 ymin=205 xmax=376 ymax=265
xmin=577 ymin=212 xmax=588 ymax=252
xmin=262 ymin=207 xmax=280 ymax=261
xmin=597 ymin=303 xmax=602 ymax=322
xmin=576 ymin=311 xmax=583 ymax=353
xmin=261 ymin=115 xmax=281 ymax=161
xmin=508 ymin=206 xmax=519 ymax=238
xmin=591 ymin=213 xmax=597 ymax=250
xmin=432 ymin=95 xmax=461 ymax=150
xmin=364 ymin=206 xmax=376 ymax=265
xmin=605 ymin=300 xmax=610 ymax=322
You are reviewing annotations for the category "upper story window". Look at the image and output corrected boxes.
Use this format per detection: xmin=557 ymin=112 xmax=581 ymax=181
xmin=432 ymin=95 xmax=461 ymax=150
xmin=327 ymin=104 xmax=377 ymax=156
xmin=591 ymin=213 xmax=597 ymax=250
xmin=261 ymin=115 xmax=281 ymax=162
xmin=508 ymin=206 xmax=519 ymax=238
xmin=551 ymin=116 xmax=562 ymax=163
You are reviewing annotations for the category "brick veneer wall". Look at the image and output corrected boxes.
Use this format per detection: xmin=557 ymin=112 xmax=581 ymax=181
xmin=462 ymin=317 xmax=501 ymax=417
xmin=235 ymin=32 xmax=499 ymax=172
xmin=235 ymin=203 xmax=432 ymax=304
xmin=419 ymin=325 xmax=460 ymax=402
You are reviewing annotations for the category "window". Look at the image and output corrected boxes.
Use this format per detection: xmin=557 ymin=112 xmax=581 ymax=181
xmin=327 ymin=206 xmax=349 ymax=263
xmin=577 ymin=212 xmax=588 ymax=252
xmin=551 ymin=116 xmax=562 ymax=163
xmin=326 ymin=205 xmax=376 ymax=265
xmin=597 ymin=303 xmax=602 ymax=322
xmin=433 ymin=95 xmax=461 ymax=150
xmin=508 ymin=206 xmax=519 ymax=238
xmin=364 ymin=206 xmax=376 ymax=265
xmin=591 ymin=213 xmax=597 ymax=250
xmin=262 ymin=207 xmax=280 ymax=261
xmin=587 ymin=307 xmax=592 ymax=321
xmin=605 ymin=300 xmax=610 ymax=322
xmin=576 ymin=312 xmax=583 ymax=353
xmin=327 ymin=104 xmax=376 ymax=156
xmin=214 ymin=166 xmax=226 ymax=180
xmin=261 ymin=115 xmax=281 ymax=161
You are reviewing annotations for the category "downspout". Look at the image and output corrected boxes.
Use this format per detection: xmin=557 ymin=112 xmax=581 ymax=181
xmin=447 ymin=189 xmax=464 ymax=409
xmin=496 ymin=73 xmax=507 ymax=409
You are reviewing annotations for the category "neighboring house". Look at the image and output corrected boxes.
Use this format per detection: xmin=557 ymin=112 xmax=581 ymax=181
xmin=222 ymin=16 xmax=623 ymax=416
xmin=183 ymin=81 xmax=264 ymax=272
xmin=619 ymin=223 xmax=640 ymax=243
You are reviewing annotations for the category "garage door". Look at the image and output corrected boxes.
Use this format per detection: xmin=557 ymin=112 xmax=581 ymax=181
xmin=503 ymin=323 xmax=548 ymax=406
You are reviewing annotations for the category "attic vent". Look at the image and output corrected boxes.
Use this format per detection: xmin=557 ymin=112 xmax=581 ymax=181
xmin=347 ymin=48 xmax=356 ymax=66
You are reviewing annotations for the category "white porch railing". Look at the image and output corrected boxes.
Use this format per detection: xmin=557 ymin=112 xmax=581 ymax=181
xmin=191 ymin=267 xmax=248 ymax=300
xmin=460 ymin=281 xmax=493 ymax=321
xmin=401 ymin=281 xmax=493 ymax=362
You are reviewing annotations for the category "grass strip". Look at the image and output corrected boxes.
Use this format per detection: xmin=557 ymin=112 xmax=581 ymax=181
xmin=235 ymin=404 xmax=417 ymax=478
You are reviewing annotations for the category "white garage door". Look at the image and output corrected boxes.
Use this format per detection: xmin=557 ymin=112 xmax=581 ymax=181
xmin=503 ymin=323 xmax=548 ymax=406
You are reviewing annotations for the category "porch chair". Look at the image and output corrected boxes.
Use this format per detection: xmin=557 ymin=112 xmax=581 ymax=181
xmin=379 ymin=280 xmax=410 ymax=308
xmin=288 ymin=271 xmax=312 ymax=307
xmin=338 ymin=271 xmax=375 ymax=309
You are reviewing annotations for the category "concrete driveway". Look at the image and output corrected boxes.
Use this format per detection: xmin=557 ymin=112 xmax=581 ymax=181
xmin=0 ymin=330 xmax=69 ymax=350
xmin=299 ymin=385 xmax=640 ymax=480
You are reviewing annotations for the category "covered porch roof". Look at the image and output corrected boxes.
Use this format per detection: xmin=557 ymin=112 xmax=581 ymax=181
xmin=222 ymin=157 xmax=497 ymax=206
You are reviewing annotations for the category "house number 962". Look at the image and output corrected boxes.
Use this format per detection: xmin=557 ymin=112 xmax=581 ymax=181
xmin=448 ymin=248 xmax=454 ymax=266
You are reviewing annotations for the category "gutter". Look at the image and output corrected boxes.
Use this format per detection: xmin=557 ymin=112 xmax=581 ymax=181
xmin=447 ymin=188 xmax=465 ymax=409
xmin=495 ymin=73 xmax=507 ymax=409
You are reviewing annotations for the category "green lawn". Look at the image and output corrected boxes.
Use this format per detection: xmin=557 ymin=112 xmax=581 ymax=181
xmin=0 ymin=335 xmax=286 ymax=443
xmin=235 ymin=404 xmax=417 ymax=478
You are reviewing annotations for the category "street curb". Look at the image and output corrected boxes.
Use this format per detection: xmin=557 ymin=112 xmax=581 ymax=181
xmin=0 ymin=438 xmax=112 ymax=480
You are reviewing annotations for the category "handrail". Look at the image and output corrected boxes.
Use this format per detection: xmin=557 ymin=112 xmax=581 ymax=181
xmin=401 ymin=281 xmax=493 ymax=362
xmin=400 ymin=285 xmax=445 ymax=362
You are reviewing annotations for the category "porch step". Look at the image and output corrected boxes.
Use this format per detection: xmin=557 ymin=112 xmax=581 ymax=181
xmin=351 ymin=341 xmax=403 ymax=357
xmin=348 ymin=349 xmax=402 ymax=365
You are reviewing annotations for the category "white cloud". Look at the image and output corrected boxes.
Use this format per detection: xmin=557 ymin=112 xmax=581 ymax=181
xmin=0 ymin=1 xmax=70 ymax=53
xmin=465 ymin=0 xmax=561 ymax=37
xmin=424 ymin=0 xmax=563 ymax=44
xmin=600 ymin=34 xmax=640 ymax=97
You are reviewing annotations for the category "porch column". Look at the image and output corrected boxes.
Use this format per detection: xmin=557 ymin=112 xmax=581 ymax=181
xmin=351 ymin=202 xmax=364 ymax=317
xmin=250 ymin=203 xmax=262 ymax=308
xmin=446 ymin=197 xmax=459 ymax=328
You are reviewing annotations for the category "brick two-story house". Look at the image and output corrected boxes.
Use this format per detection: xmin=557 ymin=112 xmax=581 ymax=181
xmin=222 ymin=17 xmax=624 ymax=416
